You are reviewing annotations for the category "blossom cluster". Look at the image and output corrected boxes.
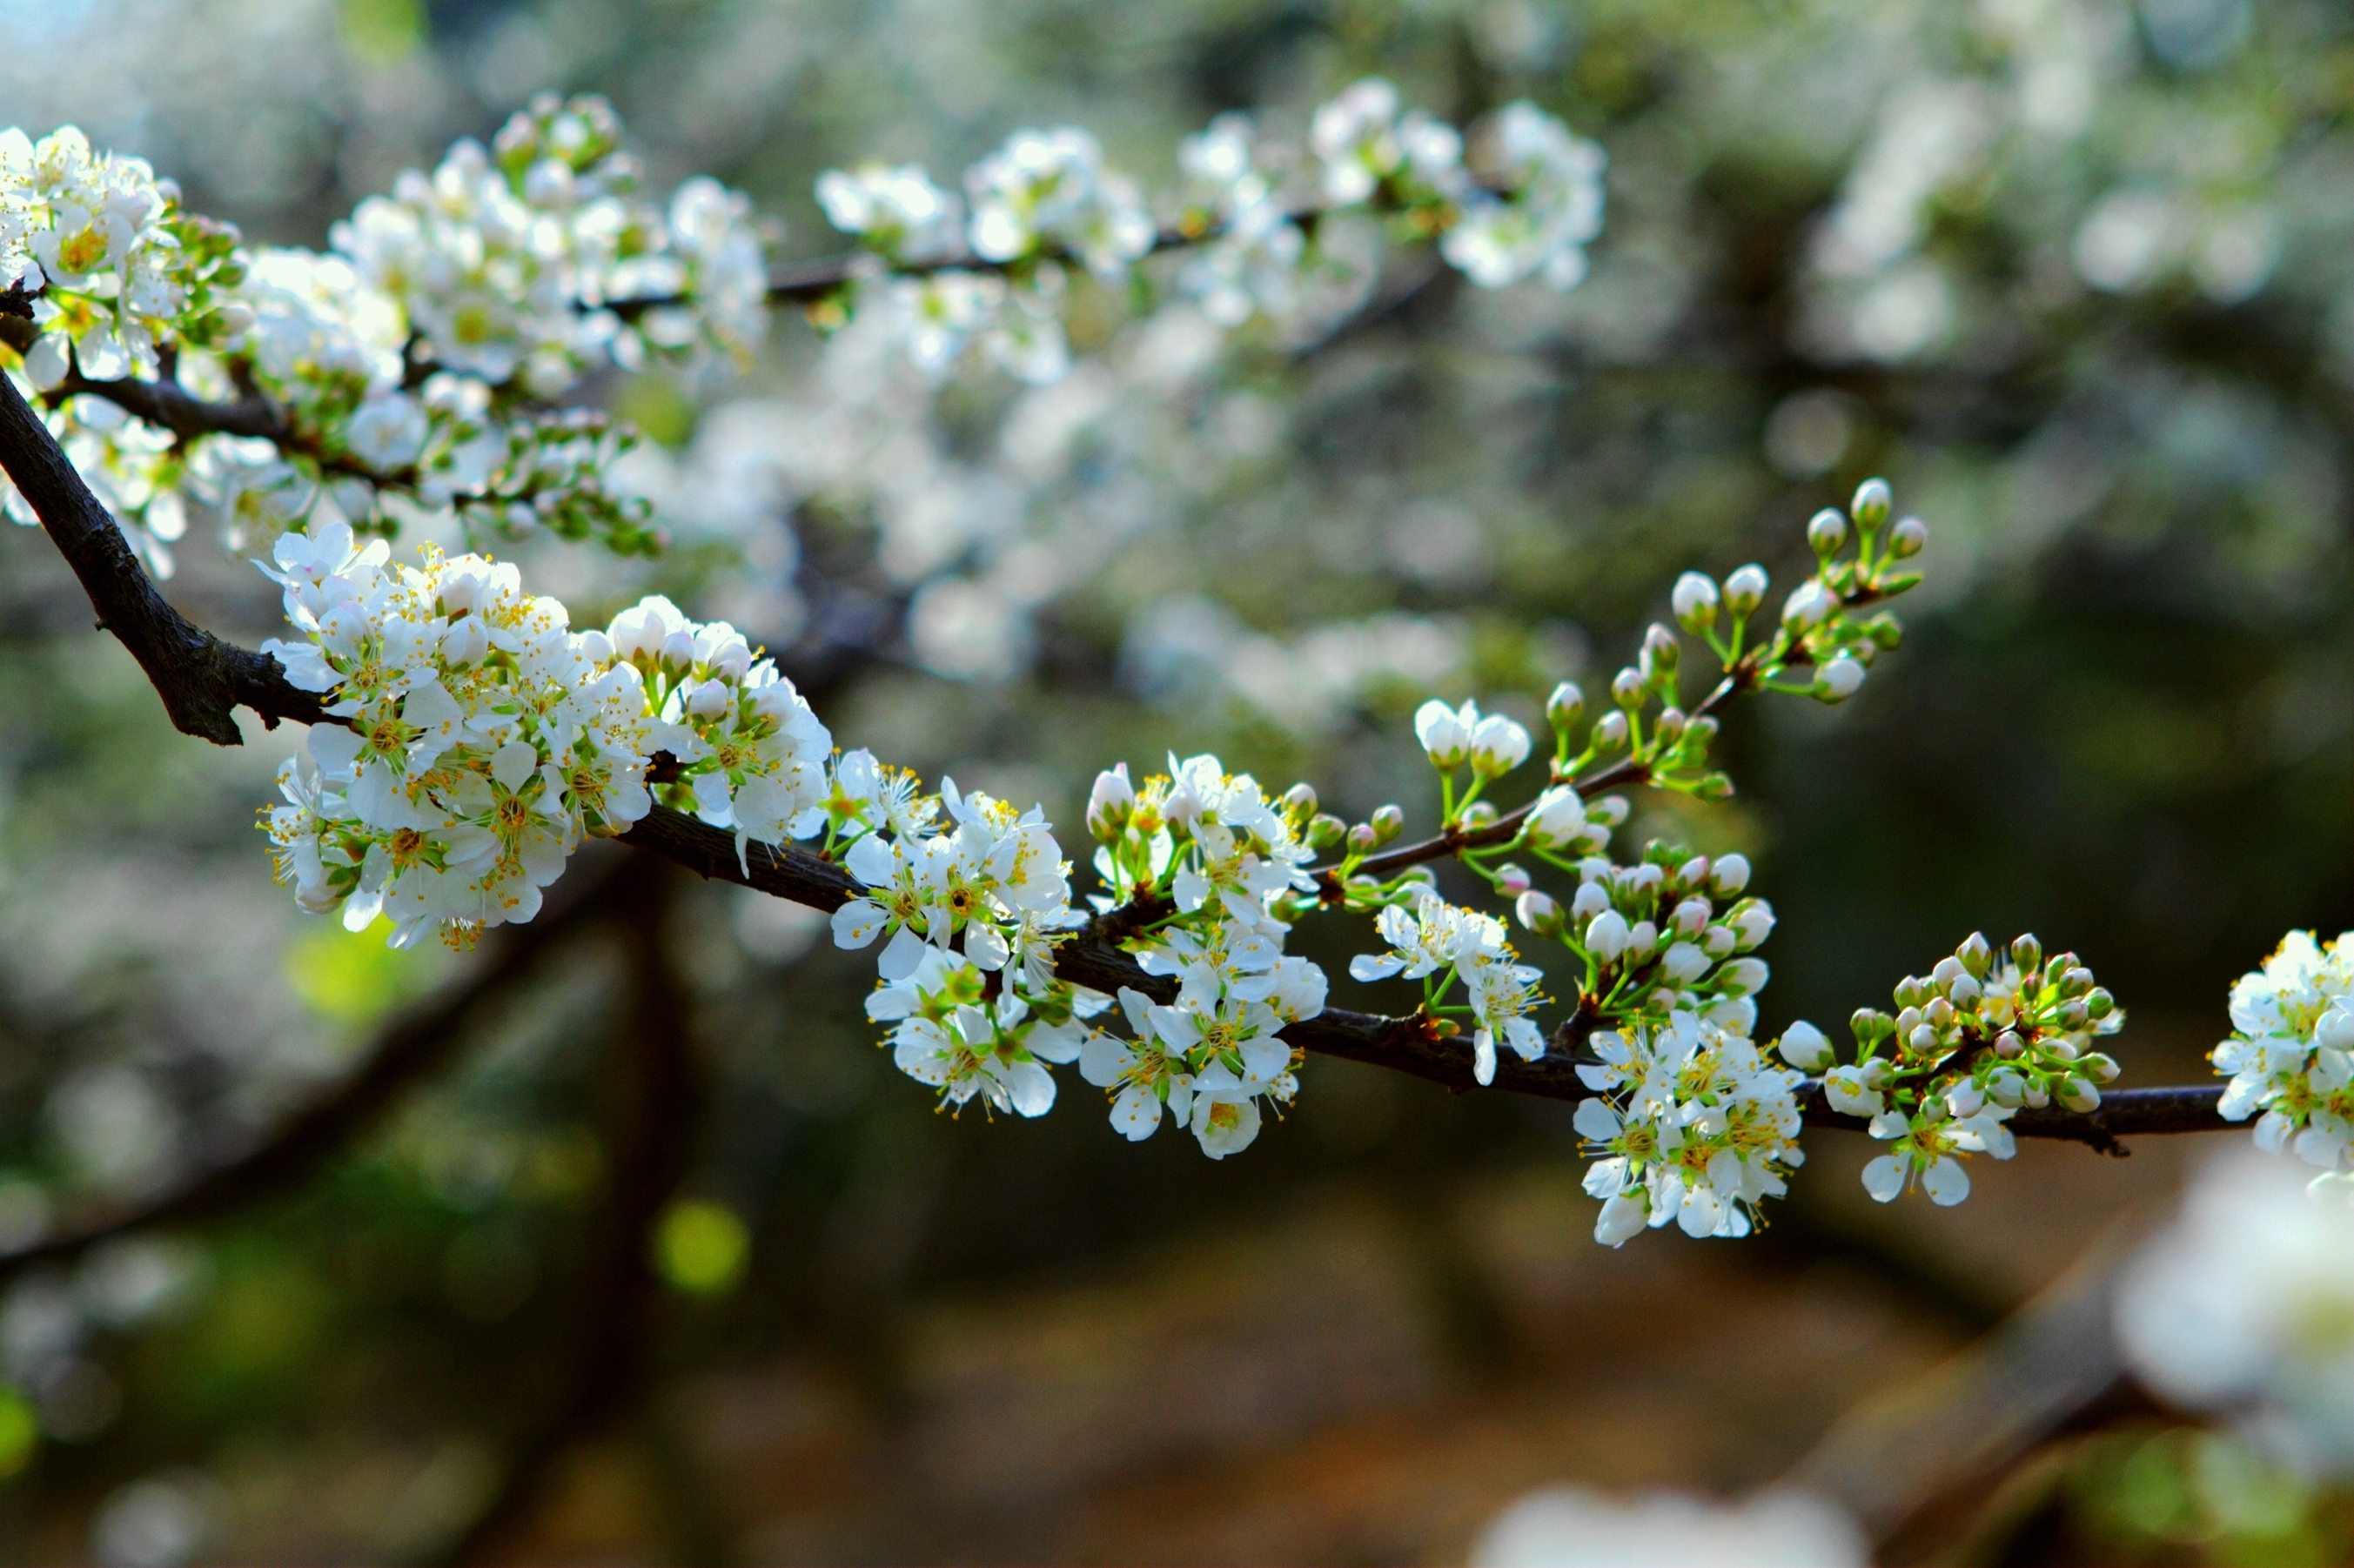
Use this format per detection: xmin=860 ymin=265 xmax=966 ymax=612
xmin=1572 ymin=1009 xmax=1809 ymax=1245
xmin=0 ymin=125 xmax=245 ymax=383
xmin=257 ymin=519 xmax=828 ymax=948
xmin=1076 ymin=755 xmax=1328 ymax=1156
xmin=1350 ymin=887 xmax=1546 ymax=1086
xmin=2212 ymin=930 xmax=2354 ymax=1177
xmin=814 ymin=79 xmax=1603 ymax=376
xmin=3 ymin=97 xmax=767 ymax=563
xmin=1808 ymin=932 xmax=2124 ymax=1207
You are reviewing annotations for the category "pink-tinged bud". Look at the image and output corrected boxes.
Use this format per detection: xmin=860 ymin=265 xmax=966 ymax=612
xmin=1496 ymin=863 xmax=1532 ymax=896
xmin=1515 ymin=889 xmax=1561 ymax=935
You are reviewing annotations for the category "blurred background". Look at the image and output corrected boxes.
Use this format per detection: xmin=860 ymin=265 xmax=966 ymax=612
xmin=0 ymin=0 xmax=2347 ymax=1560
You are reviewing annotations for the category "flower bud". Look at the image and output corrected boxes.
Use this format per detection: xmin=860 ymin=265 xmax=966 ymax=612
xmin=1370 ymin=804 xmax=1405 ymax=844
xmin=2085 ymin=1053 xmax=2123 ymax=1083
xmin=1281 ymin=781 xmax=1318 ymax=821
xmin=1674 ymin=855 xmax=1710 ymax=888
xmin=2056 ymin=1000 xmax=2089 ymax=1031
xmin=439 ymin=615 xmax=491 ymax=667
xmin=2058 ymin=1075 xmax=2099 ymax=1112
xmin=1925 ymin=996 xmax=1955 ymax=1029
xmin=1895 ymin=976 xmax=1930 ymax=1009
xmin=1346 ymin=823 xmax=1378 ymax=854
xmin=1720 ymin=957 xmax=1768 ymax=995
xmin=1908 ymin=1023 xmax=1940 ymax=1053
xmin=1777 ymin=1020 xmax=1833 ymax=1072
xmin=1806 ymin=507 xmax=1848 ymax=557
xmin=1516 ymin=889 xmax=1562 ymax=936
xmin=1307 ymin=813 xmax=1347 ymax=850
xmin=1414 ymin=699 xmax=1472 ymax=770
xmin=1948 ymin=974 xmax=1982 ymax=1008
xmin=1672 ymin=896 xmax=1711 ymax=935
xmin=1570 ymin=881 xmax=1611 ymax=921
xmin=1671 ymin=573 xmax=1720 ymax=633
xmin=1585 ymin=910 xmax=1631 ymax=962
xmin=214 ymin=301 xmax=258 ymax=335
xmin=2084 ymin=987 xmax=2115 ymax=1020
xmin=1865 ymin=613 xmax=1904 ymax=650
xmin=1710 ymin=853 xmax=1751 ymax=896
xmin=708 ymin=639 xmax=754 ymax=681
xmin=2010 ymin=933 xmax=2042 ymax=972
xmin=1995 ymin=1030 xmax=2024 ymax=1058
xmin=1850 ymin=478 xmax=1892 ymax=530
xmin=1593 ymin=711 xmax=1630 ymax=751
xmin=1522 ymin=786 xmax=1587 ymax=849
xmin=1781 ymin=580 xmax=1836 ymax=631
xmin=1460 ymin=801 xmax=1499 ymax=831
xmin=1468 ymin=714 xmax=1532 ymax=778
xmin=1889 ymin=516 xmax=1928 ymax=559
xmin=1896 ymin=1006 xmax=1924 ymax=1037
xmin=2024 ymin=1079 xmax=2049 ymax=1109
xmin=1496 ymin=863 xmax=1532 ymax=896
xmin=1727 ymin=898 xmax=1774 ymax=950
xmin=1585 ymin=795 xmax=1630 ymax=828
xmin=659 ymin=629 xmax=697 ymax=672
xmin=1958 ymin=931 xmax=1992 ymax=978
xmin=1611 ymin=666 xmax=1646 ymax=710
xmin=1642 ymin=623 xmax=1680 ymax=675
xmin=1628 ymin=919 xmax=1659 ymax=957
xmin=1660 ymin=941 xmax=1708 ymax=982
xmin=1723 ymin=564 xmax=1768 ymax=618
xmin=1546 ymin=680 xmax=1585 ymax=734
xmin=1087 ymin=763 xmax=1136 ymax=842
xmin=1815 ymin=654 xmax=1866 ymax=702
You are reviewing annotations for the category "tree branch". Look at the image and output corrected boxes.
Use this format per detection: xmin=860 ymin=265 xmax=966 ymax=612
xmin=0 ymin=368 xmax=325 ymax=743
xmin=0 ymin=853 xmax=621 ymax=1281
xmin=0 ymin=381 xmax=2243 ymax=1150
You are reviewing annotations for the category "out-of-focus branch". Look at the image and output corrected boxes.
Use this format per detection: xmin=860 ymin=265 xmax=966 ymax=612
xmin=0 ymin=854 xmax=623 ymax=1282
xmin=0 ymin=366 xmax=2243 ymax=1151
xmin=431 ymin=855 xmax=699 ymax=1566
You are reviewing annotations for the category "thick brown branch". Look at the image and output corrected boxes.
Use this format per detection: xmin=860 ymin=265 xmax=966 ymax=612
xmin=0 ymin=388 xmax=2242 ymax=1153
xmin=0 ymin=369 xmax=325 ymax=742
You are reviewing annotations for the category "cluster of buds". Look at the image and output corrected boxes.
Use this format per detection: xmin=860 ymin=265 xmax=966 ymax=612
xmin=1515 ymin=844 xmax=1768 ymax=1031
xmin=1808 ymin=932 xmax=2124 ymax=1206
xmin=1549 ymin=648 xmax=1731 ymax=801
xmin=1668 ymin=478 xmax=1921 ymax=712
